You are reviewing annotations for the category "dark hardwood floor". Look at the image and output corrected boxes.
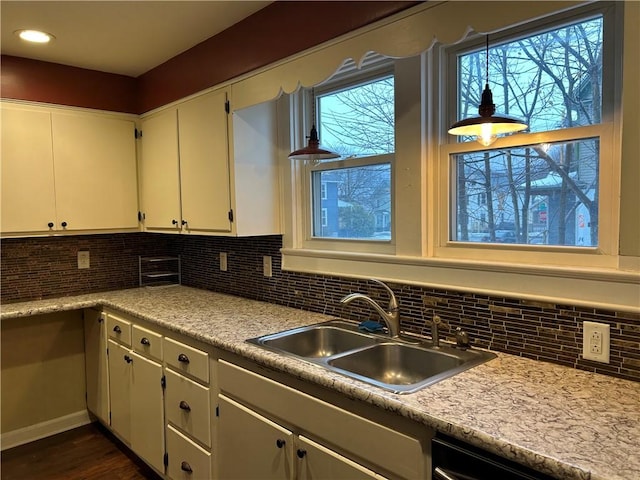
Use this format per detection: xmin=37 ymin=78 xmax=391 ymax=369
xmin=1 ymin=422 xmax=162 ymax=480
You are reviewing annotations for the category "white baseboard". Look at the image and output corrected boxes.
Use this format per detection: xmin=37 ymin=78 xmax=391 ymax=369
xmin=1 ymin=410 xmax=92 ymax=451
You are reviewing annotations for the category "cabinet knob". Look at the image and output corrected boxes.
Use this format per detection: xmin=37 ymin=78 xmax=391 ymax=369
xmin=180 ymin=461 xmax=193 ymax=473
xmin=113 ymin=325 xmax=122 ymax=334
xmin=172 ymin=219 xmax=178 ymax=225
xmin=178 ymin=353 xmax=190 ymax=364
xmin=140 ymin=337 xmax=150 ymax=346
xmin=47 ymin=222 xmax=54 ymax=229
xmin=61 ymin=221 xmax=68 ymax=228
xmin=297 ymin=449 xmax=307 ymax=459
xmin=124 ymin=355 xmax=133 ymax=364
xmin=179 ymin=400 xmax=191 ymax=412
xmin=181 ymin=219 xmax=187 ymax=225
xmin=276 ymin=439 xmax=286 ymax=449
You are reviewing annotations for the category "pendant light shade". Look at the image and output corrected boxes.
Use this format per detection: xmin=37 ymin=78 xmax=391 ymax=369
xmin=289 ymin=88 xmax=340 ymax=161
xmin=449 ymin=36 xmax=528 ymax=146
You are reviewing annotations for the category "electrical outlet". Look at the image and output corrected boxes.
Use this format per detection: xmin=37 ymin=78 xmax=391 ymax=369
xmin=263 ymin=256 xmax=272 ymax=277
xmin=583 ymin=321 xmax=610 ymax=363
xmin=220 ymin=252 xmax=228 ymax=271
xmin=77 ymin=251 xmax=90 ymax=269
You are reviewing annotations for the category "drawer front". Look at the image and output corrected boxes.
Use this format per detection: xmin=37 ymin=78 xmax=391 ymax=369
xmin=166 ymin=424 xmax=211 ymax=480
xmin=106 ymin=314 xmax=131 ymax=346
xmin=132 ymin=324 xmax=162 ymax=361
xmin=164 ymin=337 xmax=209 ymax=384
xmin=165 ymin=369 xmax=211 ymax=447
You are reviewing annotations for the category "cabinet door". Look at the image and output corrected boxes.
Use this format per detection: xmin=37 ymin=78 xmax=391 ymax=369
xmin=130 ymin=351 xmax=165 ymax=474
xmin=218 ymin=394 xmax=294 ymax=479
xmin=84 ymin=310 xmax=109 ymax=424
xmin=140 ymin=108 xmax=182 ymax=230
xmin=51 ymin=112 xmax=138 ymax=231
xmin=1 ymin=104 xmax=57 ymax=233
xmin=107 ymin=339 xmax=131 ymax=443
xmin=178 ymin=89 xmax=232 ymax=232
xmin=296 ymin=435 xmax=383 ymax=480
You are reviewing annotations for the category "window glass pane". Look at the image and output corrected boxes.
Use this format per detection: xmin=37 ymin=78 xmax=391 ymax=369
xmin=457 ymin=16 xmax=603 ymax=134
xmin=452 ymin=138 xmax=599 ymax=247
xmin=313 ymin=164 xmax=391 ymax=240
xmin=317 ymin=76 xmax=394 ymax=158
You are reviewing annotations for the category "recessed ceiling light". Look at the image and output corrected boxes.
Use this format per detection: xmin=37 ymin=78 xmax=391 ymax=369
xmin=15 ymin=29 xmax=55 ymax=44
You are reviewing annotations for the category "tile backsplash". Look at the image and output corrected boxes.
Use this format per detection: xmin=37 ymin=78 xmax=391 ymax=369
xmin=2 ymin=233 xmax=638 ymax=383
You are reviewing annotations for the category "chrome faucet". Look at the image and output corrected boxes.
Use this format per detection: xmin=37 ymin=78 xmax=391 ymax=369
xmin=339 ymin=279 xmax=400 ymax=338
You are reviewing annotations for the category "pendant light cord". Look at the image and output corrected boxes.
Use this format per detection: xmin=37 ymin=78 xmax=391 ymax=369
xmin=485 ymin=34 xmax=489 ymax=86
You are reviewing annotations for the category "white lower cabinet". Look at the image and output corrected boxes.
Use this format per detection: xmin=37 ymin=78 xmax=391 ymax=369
xmin=107 ymin=338 xmax=165 ymax=473
xmin=217 ymin=359 xmax=429 ymax=480
xmin=218 ymin=394 xmax=294 ymax=479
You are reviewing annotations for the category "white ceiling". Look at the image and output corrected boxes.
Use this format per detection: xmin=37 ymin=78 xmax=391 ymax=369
xmin=1 ymin=1 xmax=272 ymax=77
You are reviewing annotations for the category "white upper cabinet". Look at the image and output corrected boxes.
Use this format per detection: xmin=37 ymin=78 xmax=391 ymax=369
xmin=139 ymin=108 xmax=182 ymax=230
xmin=0 ymin=102 xmax=139 ymax=236
xmin=1 ymin=104 xmax=57 ymax=233
xmin=178 ymin=88 xmax=232 ymax=232
xmin=139 ymin=88 xmax=281 ymax=236
xmin=51 ymin=112 xmax=138 ymax=231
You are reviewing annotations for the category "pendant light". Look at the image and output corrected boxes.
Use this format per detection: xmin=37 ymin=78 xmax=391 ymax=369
xmin=289 ymin=88 xmax=340 ymax=161
xmin=448 ymin=35 xmax=528 ymax=146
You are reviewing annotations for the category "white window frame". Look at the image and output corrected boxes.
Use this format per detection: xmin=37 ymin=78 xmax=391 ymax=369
xmin=299 ymin=62 xmax=397 ymax=254
xmin=435 ymin=2 xmax=622 ymax=270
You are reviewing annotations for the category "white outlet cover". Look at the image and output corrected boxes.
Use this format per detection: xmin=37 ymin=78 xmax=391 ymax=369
xmin=583 ymin=321 xmax=610 ymax=363
xmin=77 ymin=251 xmax=90 ymax=269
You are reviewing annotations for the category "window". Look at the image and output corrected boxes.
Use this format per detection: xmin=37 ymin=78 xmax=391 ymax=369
xmin=307 ymin=62 xmax=394 ymax=243
xmin=447 ymin=12 xmax=612 ymax=250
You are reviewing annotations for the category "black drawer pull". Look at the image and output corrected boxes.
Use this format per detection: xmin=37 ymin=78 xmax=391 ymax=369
xmin=181 ymin=461 xmax=193 ymax=473
xmin=124 ymin=355 xmax=133 ymax=364
xmin=297 ymin=449 xmax=307 ymax=459
xmin=140 ymin=337 xmax=150 ymax=346
xmin=178 ymin=353 xmax=190 ymax=364
xmin=47 ymin=222 xmax=54 ymax=228
xmin=61 ymin=221 xmax=67 ymax=228
xmin=179 ymin=400 xmax=191 ymax=412
xmin=276 ymin=439 xmax=286 ymax=448
xmin=113 ymin=325 xmax=122 ymax=334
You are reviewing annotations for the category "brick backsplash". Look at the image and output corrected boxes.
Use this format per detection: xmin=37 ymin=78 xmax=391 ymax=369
xmin=2 ymin=233 xmax=638 ymax=383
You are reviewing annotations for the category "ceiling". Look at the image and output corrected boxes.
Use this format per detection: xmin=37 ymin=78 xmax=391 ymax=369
xmin=1 ymin=1 xmax=272 ymax=77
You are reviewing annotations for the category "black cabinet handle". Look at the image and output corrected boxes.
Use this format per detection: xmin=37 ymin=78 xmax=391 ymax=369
xmin=124 ymin=355 xmax=133 ymax=364
xmin=178 ymin=353 xmax=190 ymax=364
xmin=172 ymin=219 xmax=178 ymax=225
xmin=297 ymin=449 xmax=307 ymax=459
xmin=181 ymin=219 xmax=187 ymax=225
xmin=140 ymin=337 xmax=150 ymax=346
xmin=276 ymin=439 xmax=286 ymax=449
xmin=180 ymin=461 xmax=193 ymax=473
xmin=47 ymin=222 xmax=54 ymax=228
xmin=61 ymin=221 xmax=67 ymax=228
xmin=113 ymin=325 xmax=122 ymax=334
xmin=179 ymin=400 xmax=191 ymax=412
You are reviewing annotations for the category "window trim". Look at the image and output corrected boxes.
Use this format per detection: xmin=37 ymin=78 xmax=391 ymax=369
xmin=434 ymin=2 xmax=621 ymax=270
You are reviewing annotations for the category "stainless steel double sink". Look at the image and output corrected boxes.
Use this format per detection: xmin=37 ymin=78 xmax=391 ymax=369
xmin=247 ymin=320 xmax=496 ymax=394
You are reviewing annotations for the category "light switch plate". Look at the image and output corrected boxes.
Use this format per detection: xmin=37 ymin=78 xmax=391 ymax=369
xmin=220 ymin=252 xmax=228 ymax=271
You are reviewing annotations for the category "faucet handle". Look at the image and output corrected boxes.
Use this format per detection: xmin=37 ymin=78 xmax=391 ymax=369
xmin=369 ymin=279 xmax=398 ymax=311
xmin=455 ymin=327 xmax=471 ymax=349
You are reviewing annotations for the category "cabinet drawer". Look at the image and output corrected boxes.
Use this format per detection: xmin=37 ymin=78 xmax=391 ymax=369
xmin=166 ymin=424 xmax=211 ymax=480
xmin=164 ymin=337 xmax=208 ymax=383
xmin=132 ymin=324 xmax=162 ymax=361
xmin=165 ymin=369 xmax=211 ymax=447
xmin=106 ymin=314 xmax=131 ymax=346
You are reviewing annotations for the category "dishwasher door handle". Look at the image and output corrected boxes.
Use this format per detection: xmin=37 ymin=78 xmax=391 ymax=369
xmin=434 ymin=467 xmax=464 ymax=480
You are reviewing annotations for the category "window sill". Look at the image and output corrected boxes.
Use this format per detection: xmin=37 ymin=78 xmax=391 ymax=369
xmin=281 ymin=248 xmax=640 ymax=313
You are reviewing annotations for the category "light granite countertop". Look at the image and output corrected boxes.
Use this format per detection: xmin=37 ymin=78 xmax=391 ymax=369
xmin=2 ymin=286 xmax=638 ymax=480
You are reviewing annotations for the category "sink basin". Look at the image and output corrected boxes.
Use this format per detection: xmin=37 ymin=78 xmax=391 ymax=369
xmin=258 ymin=324 xmax=380 ymax=358
xmin=328 ymin=343 xmax=463 ymax=386
xmin=247 ymin=320 xmax=496 ymax=394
